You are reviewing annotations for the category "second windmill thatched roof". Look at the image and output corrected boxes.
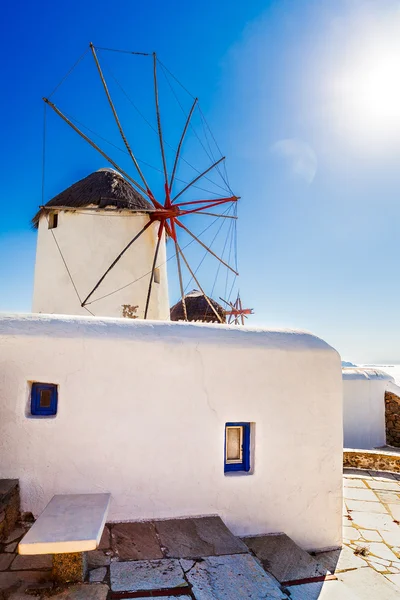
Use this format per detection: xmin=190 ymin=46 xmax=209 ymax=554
xmin=32 ymin=168 xmax=153 ymax=228
xmin=170 ymin=290 xmax=226 ymax=323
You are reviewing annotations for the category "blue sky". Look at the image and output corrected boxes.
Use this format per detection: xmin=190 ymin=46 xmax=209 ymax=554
xmin=1 ymin=0 xmax=400 ymax=363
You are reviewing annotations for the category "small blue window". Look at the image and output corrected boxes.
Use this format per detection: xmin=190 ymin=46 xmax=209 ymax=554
xmin=224 ymin=422 xmax=251 ymax=473
xmin=31 ymin=383 xmax=58 ymax=416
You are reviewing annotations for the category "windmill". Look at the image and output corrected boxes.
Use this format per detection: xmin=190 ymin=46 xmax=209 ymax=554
xmin=220 ymin=293 xmax=254 ymax=325
xmin=37 ymin=44 xmax=242 ymax=323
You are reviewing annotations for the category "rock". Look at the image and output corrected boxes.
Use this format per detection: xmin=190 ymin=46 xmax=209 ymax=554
xmin=88 ymin=567 xmax=107 ymax=582
xmin=87 ymin=550 xmax=110 ymax=568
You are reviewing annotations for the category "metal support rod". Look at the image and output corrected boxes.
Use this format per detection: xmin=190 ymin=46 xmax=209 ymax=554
xmin=170 ymin=98 xmax=198 ymax=191
xmin=144 ymin=224 xmax=164 ymax=319
xmin=153 ymin=53 xmax=169 ymax=189
xmin=190 ymin=211 xmax=237 ymax=219
xmin=172 ymin=156 xmax=226 ymax=202
xmin=176 ymin=196 xmax=239 ymax=207
xmin=43 ymin=98 xmax=151 ymax=199
xmin=82 ymin=219 xmax=153 ymax=306
xmin=177 ymin=198 xmax=238 ymax=217
xmin=90 ymin=43 xmax=152 ymax=193
xmin=175 ymin=242 xmax=224 ymax=324
xmin=175 ymin=241 xmax=187 ymax=321
xmin=175 ymin=219 xmax=238 ymax=275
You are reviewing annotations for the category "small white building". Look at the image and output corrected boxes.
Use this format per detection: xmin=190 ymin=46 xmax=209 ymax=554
xmin=32 ymin=168 xmax=169 ymax=320
xmin=343 ymin=367 xmax=400 ymax=449
xmin=0 ymin=314 xmax=343 ymax=551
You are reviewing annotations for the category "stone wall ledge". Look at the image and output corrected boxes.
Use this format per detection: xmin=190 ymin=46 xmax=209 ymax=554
xmin=344 ymin=448 xmax=400 ymax=473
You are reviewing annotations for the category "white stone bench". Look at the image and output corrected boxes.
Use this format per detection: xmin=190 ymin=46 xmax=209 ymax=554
xmin=18 ymin=493 xmax=111 ymax=582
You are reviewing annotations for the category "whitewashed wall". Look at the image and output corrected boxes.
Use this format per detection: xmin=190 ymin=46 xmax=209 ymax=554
xmin=32 ymin=210 xmax=169 ymax=320
xmin=343 ymin=368 xmax=394 ymax=449
xmin=0 ymin=314 xmax=342 ymax=551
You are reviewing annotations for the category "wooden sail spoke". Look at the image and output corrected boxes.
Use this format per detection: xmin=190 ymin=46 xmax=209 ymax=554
xmin=82 ymin=220 xmax=153 ymax=306
xmin=144 ymin=222 xmax=164 ymax=319
xmin=153 ymin=53 xmax=169 ymax=190
xmin=177 ymin=197 xmax=238 ymax=217
xmin=90 ymin=43 xmax=152 ymax=193
xmin=172 ymin=156 xmax=226 ymax=202
xmin=175 ymin=196 xmax=239 ymax=207
xmin=175 ymin=241 xmax=188 ymax=321
xmin=175 ymin=242 xmax=224 ymax=324
xmin=190 ymin=211 xmax=237 ymax=219
xmin=175 ymin=219 xmax=238 ymax=275
xmin=170 ymin=97 xmax=198 ymax=192
xmin=43 ymin=98 xmax=152 ymax=200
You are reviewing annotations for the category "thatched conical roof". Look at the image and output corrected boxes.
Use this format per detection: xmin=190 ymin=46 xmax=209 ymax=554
xmin=170 ymin=289 xmax=226 ymax=323
xmin=32 ymin=168 xmax=153 ymax=228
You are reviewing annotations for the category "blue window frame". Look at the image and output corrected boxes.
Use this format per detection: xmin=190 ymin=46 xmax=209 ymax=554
xmin=31 ymin=383 xmax=58 ymax=416
xmin=224 ymin=422 xmax=251 ymax=473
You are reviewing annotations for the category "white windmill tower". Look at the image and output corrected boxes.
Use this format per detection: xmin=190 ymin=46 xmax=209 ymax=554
xmin=32 ymin=167 xmax=170 ymax=320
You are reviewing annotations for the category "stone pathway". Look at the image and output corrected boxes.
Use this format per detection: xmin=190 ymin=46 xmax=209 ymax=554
xmin=1 ymin=473 xmax=400 ymax=598
xmin=341 ymin=468 xmax=400 ymax=588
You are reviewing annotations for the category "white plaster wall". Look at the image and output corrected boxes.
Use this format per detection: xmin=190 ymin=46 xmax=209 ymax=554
xmin=342 ymin=369 xmax=393 ymax=449
xmin=0 ymin=314 xmax=343 ymax=551
xmin=32 ymin=210 xmax=169 ymax=320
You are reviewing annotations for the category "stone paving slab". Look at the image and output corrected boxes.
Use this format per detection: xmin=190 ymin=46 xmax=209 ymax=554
xmin=343 ymin=488 xmax=378 ymax=501
xmin=243 ymin=533 xmax=327 ymax=583
xmin=345 ymin=499 xmax=388 ymax=513
xmin=288 ymin=580 xmax=359 ymax=600
xmin=347 ymin=510 xmax=399 ymax=531
xmin=182 ymin=554 xmax=287 ymax=599
xmin=0 ymin=570 xmax=50 ymax=591
xmin=88 ymin=566 xmax=107 ymax=582
xmin=155 ymin=516 xmax=248 ymax=558
xmin=45 ymin=584 xmax=109 ymax=600
xmin=5 ymin=527 xmax=26 ymax=545
xmin=338 ymin=564 xmax=400 ymax=599
xmin=368 ymin=480 xmax=400 ymax=492
xmin=110 ymin=558 xmax=187 ymax=592
xmin=98 ymin=525 xmax=110 ymax=550
xmin=10 ymin=554 xmax=53 ymax=570
xmin=0 ymin=553 xmax=14 ymax=570
xmin=111 ymin=521 xmax=163 ymax=560
xmin=314 ymin=546 xmax=368 ymax=573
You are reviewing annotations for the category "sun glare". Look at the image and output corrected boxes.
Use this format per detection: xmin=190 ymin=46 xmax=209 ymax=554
xmin=327 ymin=10 xmax=400 ymax=150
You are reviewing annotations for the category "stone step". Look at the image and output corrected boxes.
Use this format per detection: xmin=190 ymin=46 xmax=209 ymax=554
xmin=0 ymin=480 xmax=20 ymax=543
xmin=243 ymin=533 xmax=329 ymax=585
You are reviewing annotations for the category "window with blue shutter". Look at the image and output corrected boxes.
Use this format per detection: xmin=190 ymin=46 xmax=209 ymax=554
xmin=31 ymin=383 xmax=58 ymax=416
xmin=224 ymin=422 xmax=251 ymax=473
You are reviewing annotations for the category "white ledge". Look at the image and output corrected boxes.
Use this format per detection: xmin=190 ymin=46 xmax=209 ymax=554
xmin=18 ymin=493 xmax=111 ymax=555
